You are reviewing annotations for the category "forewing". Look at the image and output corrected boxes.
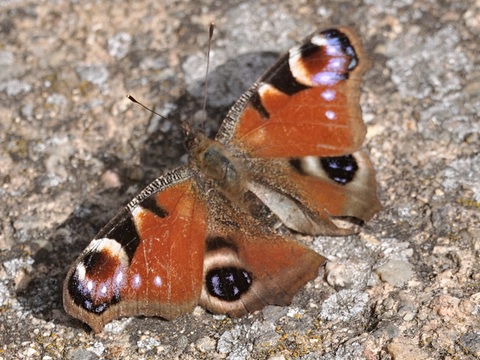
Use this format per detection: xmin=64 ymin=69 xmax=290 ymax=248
xmin=63 ymin=167 xmax=207 ymax=332
xmin=216 ymin=27 xmax=369 ymax=159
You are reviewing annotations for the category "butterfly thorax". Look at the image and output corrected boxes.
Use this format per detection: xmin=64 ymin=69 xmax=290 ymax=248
xmin=187 ymin=131 xmax=247 ymax=200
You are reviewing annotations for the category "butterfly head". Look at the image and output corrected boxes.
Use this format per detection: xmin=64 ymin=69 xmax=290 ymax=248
xmin=184 ymin=127 xmax=209 ymax=153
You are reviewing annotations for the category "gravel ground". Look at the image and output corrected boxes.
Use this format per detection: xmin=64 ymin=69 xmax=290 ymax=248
xmin=1 ymin=0 xmax=479 ymax=359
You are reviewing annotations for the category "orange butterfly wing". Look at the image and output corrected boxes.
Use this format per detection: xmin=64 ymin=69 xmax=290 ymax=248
xmin=217 ymin=27 xmax=369 ymax=158
xmin=63 ymin=168 xmax=206 ymax=332
xmin=199 ymin=188 xmax=325 ymax=317
xmin=215 ymin=28 xmax=381 ymax=234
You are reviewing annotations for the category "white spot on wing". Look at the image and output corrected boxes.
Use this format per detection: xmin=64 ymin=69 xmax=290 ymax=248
xmin=131 ymin=205 xmax=144 ymax=219
xmin=132 ymin=273 xmax=141 ymax=290
xmin=115 ymin=271 xmax=124 ymax=285
xmin=321 ymin=89 xmax=336 ymax=101
xmin=302 ymin=156 xmax=324 ymax=177
xmin=86 ymin=238 xmax=121 ymax=255
xmin=288 ymin=45 xmax=302 ymax=61
xmin=75 ymin=263 xmax=87 ymax=281
xmin=313 ymin=72 xmax=342 ymax=86
xmin=311 ymin=34 xmax=328 ymax=47
xmin=325 ymin=43 xmax=343 ymax=57
xmin=325 ymin=110 xmax=336 ymax=120
xmin=328 ymin=57 xmax=346 ymax=71
xmin=153 ymin=275 xmax=162 ymax=287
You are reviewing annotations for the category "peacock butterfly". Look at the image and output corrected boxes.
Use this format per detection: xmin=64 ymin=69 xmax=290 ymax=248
xmin=63 ymin=27 xmax=381 ymax=332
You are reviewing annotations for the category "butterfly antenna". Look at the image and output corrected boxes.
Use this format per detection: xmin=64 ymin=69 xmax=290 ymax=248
xmin=126 ymin=94 xmax=192 ymax=135
xmin=200 ymin=22 xmax=215 ymax=131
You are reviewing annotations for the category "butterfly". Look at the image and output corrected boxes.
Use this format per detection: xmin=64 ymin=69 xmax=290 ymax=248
xmin=63 ymin=27 xmax=381 ymax=332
